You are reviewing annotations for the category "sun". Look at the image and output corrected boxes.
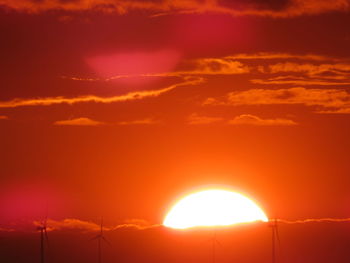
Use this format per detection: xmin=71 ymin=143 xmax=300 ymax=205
xmin=163 ymin=189 xmax=268 ymax=229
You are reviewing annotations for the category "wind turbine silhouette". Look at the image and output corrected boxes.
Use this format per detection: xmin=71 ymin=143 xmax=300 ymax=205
xmin=36 ymin=215 xmax=49 ymax=263
xmin=269 ymin=219 xmax=281 ymax=263
xmin=211 ymin=230 xmax=222 ymax=263
xmin=91 ymin=217 xmax=111 ymax=263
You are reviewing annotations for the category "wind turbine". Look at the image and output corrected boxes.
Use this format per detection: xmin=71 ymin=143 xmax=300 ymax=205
xmin=91 ymin=217 xmax=111 ymax=263
xmin=36 ymin=216 xmax=49 ymax=263
xmin=269 ymin=219 xmax=281 ymax=263
xmin=211 ymin=230 xmax=222 ymax=263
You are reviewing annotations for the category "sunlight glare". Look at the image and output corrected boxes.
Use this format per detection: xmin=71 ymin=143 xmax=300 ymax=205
xmin=164 ymin=189 xmax=268 ymax=229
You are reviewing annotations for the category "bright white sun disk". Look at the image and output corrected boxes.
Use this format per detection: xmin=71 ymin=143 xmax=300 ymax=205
xmin=164 ymin=189 xmax=268 ymax=229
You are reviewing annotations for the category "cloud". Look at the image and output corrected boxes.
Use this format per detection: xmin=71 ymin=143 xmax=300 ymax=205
xmin=187 ymin=113 xmax=224 ymax=124
xmin=185 ymin=58 xmax=250 ymax=75
xmin=112 ymin=219 xmax=161 ymax=230
xmin=33 ymin=218 xmax=160 ymax=232
xmin=1 ymin=0 xmax=348 ymax=17
xmin=217 ymin=0 xmax=350 ymax=17
xmin=0 ymin=77 xmax=203 ymax=108
xmin=30 ymin=217 xmax=350 ymax=233
xmin=117 ymin=118 xmax=159 ymax=125
xmin=0 ymin=227 xmax=15 ymax=232
xmin=0 ymin=87 xmax=173 ymax=108
xmin=228 ymin=114 xmax=297 ymax=126
xmin=251 ymin=77 xmax=350 ymax=86
xmin=318 ymin=108 xmax=350 ymax=114
xmin=53 ymin=117 xmax=105 ymax=126
xmin=267 ymin=62 xmax=350 ymax=75
xmin=33 ymin=218 xmax=103 ymax=232
xmin=187 ymin=113 xmax=297 ymax=126
xmin=252 ymin=62 xmax=350 ymax=86
xmin=66 ymin=57 xmax=250 ymax=83
xmin=204 ymin=87 xmax=350 ymax=113
xmin=225 ymin=53 xmax=338 ymax=62
xmin=278 ymin=218 xmax=350 ymax=224
xmin=66 ymin=52 xmax=346 ymax=85
xmin=54 ymin=117 xmax=160 ymax=126
xmin=246 ymin=59 xmax=350 ymax=86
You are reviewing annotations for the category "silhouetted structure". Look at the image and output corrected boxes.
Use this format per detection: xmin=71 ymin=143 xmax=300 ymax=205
xmin=91 ymin=217 xmax=111 ymax=263
xmin=269 ymin=219 xmax=280 ymax=263
xmin=211 ymin=230 xmax=222 ymax=263
xmin=36 ymin=217 xmax=49 ymax=263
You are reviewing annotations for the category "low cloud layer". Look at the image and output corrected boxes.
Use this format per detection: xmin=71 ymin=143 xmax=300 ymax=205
xmin=33 ymin=218 xmax=160 ymax=233
xmin=0 ymin=0 xmax=348 ymax=17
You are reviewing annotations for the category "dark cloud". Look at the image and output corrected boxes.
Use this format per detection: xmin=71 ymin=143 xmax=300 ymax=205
xmin=0 ymin=0 xmax=348 ymax=17
xmin=217 ymin=0 xmax=290 ymax=11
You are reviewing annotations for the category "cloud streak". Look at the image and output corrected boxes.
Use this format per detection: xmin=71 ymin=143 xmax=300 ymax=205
xmin=117 ymin=118 xmax=159 ymax=125
xmin=0 ymin=227 xmax=15 ymax=232
xmin=65 ymin=58 xmax=250 ymax=83
xmin=54 ymin=117 xmax=106 ymax=126
xmin=0 ymin=0 xmax=349 ymax=17
xmin=186 ymin=113 xmax=297 ymax=126
xmin=67 ymin=53 xmax=349 ymax=88
xmin=0 ymin=87 xmax=173 ymax=108
xmin=228 ymin=114 xmax=297 ymax=126
xmin=278 ymin=218 xmax=350 ymax=224
xmin=0 ymin=77 xmax=203 ymax=108
xmin=251 ymin=78 xmax=350 ymax=86
xmin=204 ymin=87 xmax=350 ymax=113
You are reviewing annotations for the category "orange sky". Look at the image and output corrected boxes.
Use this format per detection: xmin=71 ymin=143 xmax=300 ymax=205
xmin=1 ymin=0 xmax=350 ymax=262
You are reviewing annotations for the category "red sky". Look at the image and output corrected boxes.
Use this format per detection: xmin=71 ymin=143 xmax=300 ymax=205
xmin=1 ymin=0 xmax=350 ymax=262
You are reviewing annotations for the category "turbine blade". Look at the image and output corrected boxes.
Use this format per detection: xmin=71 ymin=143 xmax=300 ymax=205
xmin=102 ymin=236 xmax=112 ymax=246
xmin=200 ymin=238 xmax=211 ymax=245
xmin=44 ymin=229 xmax=49 ymax=247
xmin=275 ymin=221 xmax=282 ymax=252
xmin=44 ymin=203 xmax=48 ymax=226
xmin=215 ymin=239 xmax=223 ymax=248
xmin=89 ymin=235 xmax=100 ymax=241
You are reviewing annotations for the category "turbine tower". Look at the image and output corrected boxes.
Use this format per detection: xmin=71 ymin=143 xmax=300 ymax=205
xmin=269 ymin=219 xmax=281 ymax=263
xmin=36 ymin=216 xmax=49 ymax=263
xmin=211 ymin=230 xmax=222 ymax=263
xmin=91 ymin=217 xmax=110 ymax=263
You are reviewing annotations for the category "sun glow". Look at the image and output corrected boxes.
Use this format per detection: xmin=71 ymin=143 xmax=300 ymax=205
xmin=164 ymin=189 xmax=268 ymax=229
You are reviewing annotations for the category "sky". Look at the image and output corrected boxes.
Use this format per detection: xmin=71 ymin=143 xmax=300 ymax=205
xmin=1 ymin=0 xmax=350 ymax=262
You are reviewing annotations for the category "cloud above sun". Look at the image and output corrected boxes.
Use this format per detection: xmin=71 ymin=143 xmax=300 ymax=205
xmin=0 ymin=86 xmax=176 ymax=108
xmin=204 ymin=87 xmax=350 ymax=114
xmin=2 ymin=52 xmax=350 ymax=127
xmin=187 ymin=113 xmax=297 ymax=126
xmin=228 ymin=114 xmax=297 ymax=126
xmin=54 ymin=118 xmax=105 ymax=126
